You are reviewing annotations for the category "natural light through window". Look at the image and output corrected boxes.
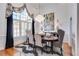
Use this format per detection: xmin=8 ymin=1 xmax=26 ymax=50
xmin=13 ymin=9 xmax=32 ymax=37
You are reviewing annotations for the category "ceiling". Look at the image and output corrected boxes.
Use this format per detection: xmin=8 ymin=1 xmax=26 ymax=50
xmin=10 ymin=3 xmax=73 ymax=16
xmin=26 ymin=3 xmax=71 ymax=16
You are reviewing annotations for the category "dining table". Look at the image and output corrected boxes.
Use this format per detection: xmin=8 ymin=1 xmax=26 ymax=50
xmin=37 ymin=31 xmax=58 ymax=54
xmin=42 ymin=36 xmax=58 ymax=54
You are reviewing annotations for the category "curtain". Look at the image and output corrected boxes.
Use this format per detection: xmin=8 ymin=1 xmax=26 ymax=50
xmin=5 ymin=3 xmax=31 ymax=49
xmin=5 ymin=14 xmax=14 ymax=49
xmin=32 ymin=15 xmax=35 ymax=45
xmin=32 ymin=19 xmax=35 ymax=35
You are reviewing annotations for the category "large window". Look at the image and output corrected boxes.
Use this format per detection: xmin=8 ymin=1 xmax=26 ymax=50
xmin=13 ymin=21 xmax=20 ymax=37
xmin=13 ymin=9 xmax=32 ymax=37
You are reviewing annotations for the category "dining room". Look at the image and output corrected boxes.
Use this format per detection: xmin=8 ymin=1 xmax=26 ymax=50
xmin=0 ymin=3 xmax=77 ymax=56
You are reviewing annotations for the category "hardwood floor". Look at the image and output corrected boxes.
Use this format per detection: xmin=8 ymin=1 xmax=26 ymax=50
xmin=0 ymin=42 xmax=72 ymax=56
xmin=0 ymin=48 xmax=20 ymax=56
xmin=63 ymin=42 xmax=72 ymax=56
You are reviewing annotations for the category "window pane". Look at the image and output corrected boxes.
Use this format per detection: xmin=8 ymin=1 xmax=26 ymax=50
xmin=28 ymin=22 xmax=32 ymax=30
xmin=20 ymin=9 xmax=28 ymax=21
xmin=27 ymin=16 xmax=32 ymax=22
xmin=13 ymin=12 xmax=20 ymax=20
xmin=25 ymin=23 xmax=27 ymax=30
xmin=13 ymin=12 xmax=17 ymax=20
xmin=16 ymin=32 xmax=20 ymax=36
xmin=13 ymin=21 xmax=20 ymax=37
xmin=21 ymin=15 xmax=26 ymax=21
xmin=16 ymin=13 xmax=20 ymax=20
xmin=21 ymin=22 xmax=26 ymax=36
xmin=13 ymin=8 xmax=32 ymax=37
xmin=21 ymin=9 xmax=28 ymax=16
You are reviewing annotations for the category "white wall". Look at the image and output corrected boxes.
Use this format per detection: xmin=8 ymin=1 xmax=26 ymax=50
xmin=0 ymin=3 xmax=7 ymax=50
xmin=77 ymin=3 xmax=79 ymax=56
xmin=38 ymin=4 xmax=70 ymax=43
xmin=67 ymin=4 xmax=77 ymax=55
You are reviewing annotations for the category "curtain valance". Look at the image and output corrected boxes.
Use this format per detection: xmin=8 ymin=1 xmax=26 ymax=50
xmin=6 ymin=3 xmax=31 ymax=18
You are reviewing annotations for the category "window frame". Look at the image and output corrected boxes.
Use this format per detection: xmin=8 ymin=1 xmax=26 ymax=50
xmin=13 ymin=10 xmax=32 ymax=37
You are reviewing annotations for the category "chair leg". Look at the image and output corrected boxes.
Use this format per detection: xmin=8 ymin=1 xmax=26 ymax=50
xmin=60 ymin=48 xmax=63 ymax=56
xmin=41 ymin=48 xmax=43 ymax=54
xmin=41 ymin=43 xmax=43 ymax=54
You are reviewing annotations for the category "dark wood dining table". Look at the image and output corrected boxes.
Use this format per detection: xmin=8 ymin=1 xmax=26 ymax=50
xmin=42 ymin=36 xmax=58 ymax=54
xmin=37 ymin=31 xmax=58 ymax=54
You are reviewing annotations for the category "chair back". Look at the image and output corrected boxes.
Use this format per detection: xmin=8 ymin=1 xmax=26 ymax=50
xmin=58 ymin=29 xmax=65 ymax=46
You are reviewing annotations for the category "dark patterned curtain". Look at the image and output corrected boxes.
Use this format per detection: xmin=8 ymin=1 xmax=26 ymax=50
xmin=5 ymin=14 xmax=14 ymax=49
xmin=32 ymin=19 xmax=35 ymax=35
xmin=31 ymin=14 xmax=36 ymax=46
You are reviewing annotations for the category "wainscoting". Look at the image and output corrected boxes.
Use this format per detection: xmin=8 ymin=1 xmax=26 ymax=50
xmin=0 ymin=36 xmax=6 ymax=50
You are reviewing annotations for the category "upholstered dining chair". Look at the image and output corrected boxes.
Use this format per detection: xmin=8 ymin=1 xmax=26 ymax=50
xmin=53 ymin=29 xmax=65 ymax=55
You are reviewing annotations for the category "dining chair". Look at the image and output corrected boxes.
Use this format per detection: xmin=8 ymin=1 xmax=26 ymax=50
xmin=53 ymin=29 xmax=65 ymax=55
xmin=22 ymin=30 xmax=38 ymax=56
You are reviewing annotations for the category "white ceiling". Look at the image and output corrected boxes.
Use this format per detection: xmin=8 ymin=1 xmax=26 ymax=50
xmin=26 ymin=3 xmax=71 ymax=16
xmin=10 ymin=3 xmax=74 ymax=16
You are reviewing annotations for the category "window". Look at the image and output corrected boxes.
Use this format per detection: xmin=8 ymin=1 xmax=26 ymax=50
xmin=13 ymin=21 xmax=20 ymax=37
xmin=13 ymin=9 xmax=32 ymax=37
xmin=21 ymin=22 xmax=27 ymax=36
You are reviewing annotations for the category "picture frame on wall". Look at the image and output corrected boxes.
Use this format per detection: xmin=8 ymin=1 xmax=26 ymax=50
xmin=43 ymin=13 xmax=55 ymax=32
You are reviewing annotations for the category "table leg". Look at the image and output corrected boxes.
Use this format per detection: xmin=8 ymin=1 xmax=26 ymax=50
xmin=51 ymin=41 xmax=53 ymax=54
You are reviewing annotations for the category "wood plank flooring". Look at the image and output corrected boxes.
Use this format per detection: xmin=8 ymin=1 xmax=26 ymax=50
xmin=0 ymin=42 xmax=72 ymax=56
